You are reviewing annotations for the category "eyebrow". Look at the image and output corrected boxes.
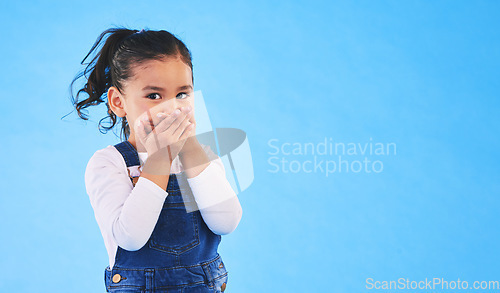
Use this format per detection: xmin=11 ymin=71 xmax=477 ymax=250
xmin=141 ymin=85 xmax=193 ymax=91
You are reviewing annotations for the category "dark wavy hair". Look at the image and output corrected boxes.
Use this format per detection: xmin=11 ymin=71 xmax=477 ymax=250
xmin=68 ymin=27 xmax=193 ymax=141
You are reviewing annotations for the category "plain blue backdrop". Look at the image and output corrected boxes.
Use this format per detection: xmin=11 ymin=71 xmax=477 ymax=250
xmin=1 ymin=0 xmax=499 ymax=292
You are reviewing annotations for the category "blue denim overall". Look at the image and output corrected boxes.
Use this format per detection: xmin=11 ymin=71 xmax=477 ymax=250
xmin=104 ymin=140 xmax=228 ymax=293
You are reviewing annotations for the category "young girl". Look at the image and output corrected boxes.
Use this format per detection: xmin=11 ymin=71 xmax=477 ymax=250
xmin=71 ymin=27 xmax=242 ymax=293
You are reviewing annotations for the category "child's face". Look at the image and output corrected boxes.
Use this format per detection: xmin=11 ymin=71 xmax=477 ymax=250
xmin=116 ymin=56 xmax=194 ymax=142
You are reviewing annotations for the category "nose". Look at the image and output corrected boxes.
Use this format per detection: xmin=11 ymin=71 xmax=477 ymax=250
xmin=158 ymin=99 xmax=179 ymax=114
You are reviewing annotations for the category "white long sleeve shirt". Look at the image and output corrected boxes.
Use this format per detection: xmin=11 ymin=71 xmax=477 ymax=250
xmin=84 ymin=143 xmax=242 ymax=269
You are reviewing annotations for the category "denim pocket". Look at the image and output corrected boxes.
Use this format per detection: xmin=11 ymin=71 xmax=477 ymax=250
xmin=208 ymin=257 xmax=228 ymax=293
xmin=148 ymin=189 xmax=201 ymax=254
xmin=213 ymin=273 xmax=228 ymax=293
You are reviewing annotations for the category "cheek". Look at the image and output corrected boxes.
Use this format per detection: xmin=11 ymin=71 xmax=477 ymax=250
xmin=129 ymin=104 xmax=152 ymax=123
xmin=184 ymin=99 xmax=195 ymax=115
xmin=179 ymin=98 xmax=193 ymax=106
xmin=186 ymin=97 xmax=195 ymax=121
xmin=189 ymin=107 xmax=196 ymax=123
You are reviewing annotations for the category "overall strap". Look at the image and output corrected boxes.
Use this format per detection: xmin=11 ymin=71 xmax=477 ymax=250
xmin=114 ymin=140 xmax=141 ymax=167
xmin=113 ymin=140 xmax=181 ymax=190
xmin=114 ymin=140 xmax=142 ymax=186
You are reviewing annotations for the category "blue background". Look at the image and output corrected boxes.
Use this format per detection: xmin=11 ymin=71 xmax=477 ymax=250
xmin=1 ymin=0 xmax=499 ymax=292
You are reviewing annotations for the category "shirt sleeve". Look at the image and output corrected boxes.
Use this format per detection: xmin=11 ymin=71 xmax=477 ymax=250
xmin=85 ymin=147 xmax=169 ymax=251
xmin=186 ymin=145 xmax=243 ymax=235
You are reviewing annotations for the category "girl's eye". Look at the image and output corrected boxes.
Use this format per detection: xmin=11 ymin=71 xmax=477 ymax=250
xmin=146 ymin=93 xmax=162 ymax=100
xmin=176 ymin=92 xmax=190 ymax=99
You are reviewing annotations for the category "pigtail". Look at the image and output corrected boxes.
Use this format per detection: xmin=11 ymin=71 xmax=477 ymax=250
xmin=69 ymin=28 xmax=137 ymax=139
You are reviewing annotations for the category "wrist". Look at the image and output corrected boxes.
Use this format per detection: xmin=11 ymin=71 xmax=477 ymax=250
xmin=179 ymin=137 xmax=201 ymax=157
xmin=147 ymin=147 xmax=174 ymax=164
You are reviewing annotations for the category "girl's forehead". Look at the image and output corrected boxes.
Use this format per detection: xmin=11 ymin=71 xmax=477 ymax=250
xmin=134 ymin=57 xmax=185 ymax=72
xmin=128 ymin=58 xmax=192 ymax=85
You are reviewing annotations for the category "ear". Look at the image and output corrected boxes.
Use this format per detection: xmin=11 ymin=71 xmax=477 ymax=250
xmin=107 ymin=86 xmax=127 ymax=118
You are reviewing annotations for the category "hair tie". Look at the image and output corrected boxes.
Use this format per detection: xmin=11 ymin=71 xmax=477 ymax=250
xmin=135 ymin=29 xmax=146 ymax=34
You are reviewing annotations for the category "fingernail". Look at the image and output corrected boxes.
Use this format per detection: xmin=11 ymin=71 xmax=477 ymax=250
xmin=174 ymin=109 xmax=181 ymax=115
xmin=157 ymin=112 xmax=165 ymax=118
xmin=186 ymin=106 xmax=192 ymax=111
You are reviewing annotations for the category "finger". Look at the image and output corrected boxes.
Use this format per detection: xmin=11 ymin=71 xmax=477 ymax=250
xmin=154 ymin=109 xmax=172 ymax=128
xmin=171 ymin=107 xmax=193 ymax=135
xmin=153 ymin=108 xmax=181 ymax=135
xmin=173 ymin=114 xmax=193 ymax=140
xmin=138 ymin=108 xmax=166 ymax=133
xmin=170 ymin=107 xmax=191 ymax=130
xmin=139 ymin=112 xmax=154 ymax=135
xmin=187 ymin=114 xmax=196 ymax=130
xmin=134 ymin=120 xmax=152 ymax=152
xmin=155 ymin=112 xmax=168 ymax=123
xmin=179 ymin=122 xmax=195 ymax=141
